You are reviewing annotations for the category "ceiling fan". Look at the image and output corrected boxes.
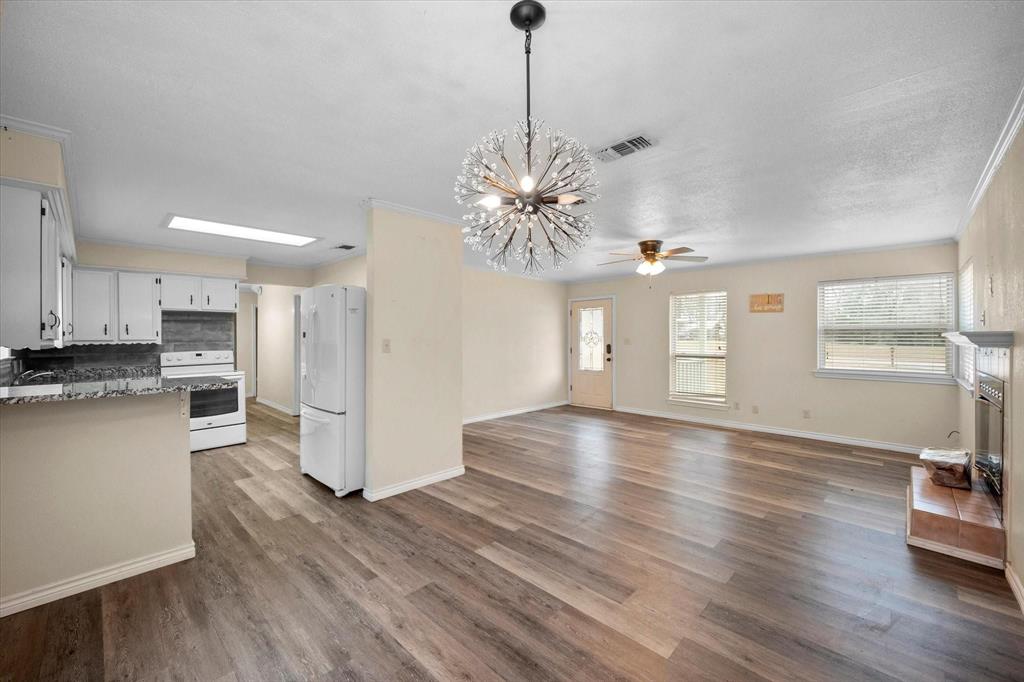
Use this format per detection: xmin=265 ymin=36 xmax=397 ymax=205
xmin=598 ymin=239 xmax=708 ymax=275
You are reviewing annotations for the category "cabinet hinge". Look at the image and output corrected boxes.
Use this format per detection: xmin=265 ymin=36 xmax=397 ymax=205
xmin=40 ymin=206 xmax=47 ymax=216
xmin=158 ymin=299 xmax=162 ymax=305
xmin=40 ymin=322 xmax=45 ymax=331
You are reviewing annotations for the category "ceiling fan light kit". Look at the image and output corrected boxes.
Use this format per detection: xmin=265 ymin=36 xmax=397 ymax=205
xmin=454 ymin=0 xmax=599 ymax=275
xmin=599 ymin=239 xmax=709 ymax=279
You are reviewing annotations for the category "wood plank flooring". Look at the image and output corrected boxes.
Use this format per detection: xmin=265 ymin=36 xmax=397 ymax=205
xmin=2 ymin=401 xmax=1022 ymax=680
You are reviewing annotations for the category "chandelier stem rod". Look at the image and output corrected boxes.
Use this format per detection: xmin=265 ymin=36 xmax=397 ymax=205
xmin=525 ymin=27 xmax=532 ymax=174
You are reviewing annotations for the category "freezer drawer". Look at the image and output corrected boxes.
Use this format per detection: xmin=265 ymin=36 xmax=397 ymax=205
xmin=300 ymin=405 xmax=345 ymax=494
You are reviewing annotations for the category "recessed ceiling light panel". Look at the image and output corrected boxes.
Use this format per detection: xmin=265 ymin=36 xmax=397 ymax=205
xmin=166 ymin=216 xmax=317 ymax=247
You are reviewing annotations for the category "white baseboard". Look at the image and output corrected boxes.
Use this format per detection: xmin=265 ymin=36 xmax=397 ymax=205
xmin=1007 ymin=561 xmax=1024 ymax=615
xmin=463 ymin=400 xmax=569 ymax=425
xmin=615 ymin=405 xmax=923 ymax=454
xmin=256 ymin=396 xmax=298 ymax=417
xmin=363 ymin=465 xmax=465 ymax=502
xmin=0 ymin=542 xmax=196 ymax=617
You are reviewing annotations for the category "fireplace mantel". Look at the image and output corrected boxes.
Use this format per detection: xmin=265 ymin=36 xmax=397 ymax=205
xmin=942 ymin=331 xmax=1014 ymax=348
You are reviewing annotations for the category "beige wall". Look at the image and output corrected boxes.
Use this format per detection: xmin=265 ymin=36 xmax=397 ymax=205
xmin=236 ymin=290 xmax=258 ymax=397
xmin=568 ymin=242 xmax=960 ymax=450
xmin=957 ymin=127 xmax=1023 ymax=583
xmin=245 ymin=263 xmax=313 ymax=287
xmin=463 ymin=268 xmax=569 ymax=421
xmin=76 ymin=239 xmax=247 ymax=278
xmin=1 ymin=393 xmax=193 ymax=614
xmin=314 ymin=254 xmax=367 ymax=287
xmin=365 ymin=208 xmax=462 ymax=497
xmin=256 ymin=284 xmax=302 ymax=414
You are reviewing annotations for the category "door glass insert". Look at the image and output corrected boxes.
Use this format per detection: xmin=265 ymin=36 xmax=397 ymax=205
xmin=578 ymin=307 xmax=604 ymax=371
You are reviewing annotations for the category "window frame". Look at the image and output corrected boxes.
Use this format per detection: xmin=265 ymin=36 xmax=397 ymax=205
xmin=668 ymin=290 xmax=728 ymax=407
xmin=955 ymin=262 xmax=975 ymax=393
xmin=814 ymin=272 xmax=957 ymax=386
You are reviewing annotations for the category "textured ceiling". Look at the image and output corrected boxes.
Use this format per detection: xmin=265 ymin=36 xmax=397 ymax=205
xmin=1 ymin=1 xmax=1022 ymax=281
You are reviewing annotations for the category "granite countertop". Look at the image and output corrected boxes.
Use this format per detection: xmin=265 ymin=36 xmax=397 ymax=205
xmin=0 ymin=367 xmax=239 ymax=405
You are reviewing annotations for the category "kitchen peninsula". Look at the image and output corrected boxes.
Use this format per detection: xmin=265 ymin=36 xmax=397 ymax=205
xmin=0 ymin=368 xmax=236 ymax=616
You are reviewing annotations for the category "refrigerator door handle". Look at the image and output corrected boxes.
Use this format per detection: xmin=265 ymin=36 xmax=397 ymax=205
xmin=301 ymin=410 xmax=331 ymax=425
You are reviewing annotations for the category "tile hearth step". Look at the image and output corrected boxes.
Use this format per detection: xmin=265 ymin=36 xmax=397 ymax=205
xmin=906 ymin=466 xmax=1004 ymax=568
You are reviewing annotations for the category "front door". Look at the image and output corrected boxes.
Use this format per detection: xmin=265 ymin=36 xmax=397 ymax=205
xmin=570 ymin=298 xmax=613 ymax=409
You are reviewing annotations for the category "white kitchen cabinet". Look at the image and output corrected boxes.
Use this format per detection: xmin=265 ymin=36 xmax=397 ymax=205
xmin=202 ymin=278 xmax=238 ymax=312
xmin=73 ymin=269 xmax=117 ymax=342
xmin=40 ymin=201 xmax=63 ymax=345
xmin=61 ymin=257 xmax=74 ymax=342
xmin=117 ymin=272 xmax=161 ymax=342
xmin=160 ymin=274 xmax=201 ymax=310
xmin=0 ymin=185 xmax=65 ymax=350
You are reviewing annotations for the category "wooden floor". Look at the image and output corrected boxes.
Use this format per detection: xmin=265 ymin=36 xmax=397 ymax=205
xmin=2 ymin=402 xmax=1022 ymax=681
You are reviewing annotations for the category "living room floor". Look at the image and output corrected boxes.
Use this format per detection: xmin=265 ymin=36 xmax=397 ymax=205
xmin=2 ymin=402 xmax=1021 ymax=681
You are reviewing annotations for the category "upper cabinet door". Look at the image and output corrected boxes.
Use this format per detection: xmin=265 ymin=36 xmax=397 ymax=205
xmin=61 ymin=258 xmax=74 ymax=342
xmin=117 ymin=272 xmax=161 ymax=342
xmin=39 ymin=200 xmax=63 ymax=345
xmin=0 ymin=186 xmax=43 ymax=350
xmin=202 ymin=278 xmax=237 ymax=312
xmin=73 ymin=270 xmax=116 ymax=342
xmin=161 ymin=274 xmax=201 ymax=310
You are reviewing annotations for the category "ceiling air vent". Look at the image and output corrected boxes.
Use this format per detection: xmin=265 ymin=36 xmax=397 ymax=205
xmin=595 ymin=135 xmax=653 ymax=162
xmin=333 ymin=244 xmax=356 ymax=250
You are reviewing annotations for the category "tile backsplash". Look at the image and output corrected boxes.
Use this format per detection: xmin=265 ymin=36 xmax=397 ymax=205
xmin=4 ymin=311 xmax=235 ymax=377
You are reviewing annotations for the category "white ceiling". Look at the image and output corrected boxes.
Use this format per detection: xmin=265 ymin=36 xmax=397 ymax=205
xmin=1 ymin=1 xmax=1022 ymax=281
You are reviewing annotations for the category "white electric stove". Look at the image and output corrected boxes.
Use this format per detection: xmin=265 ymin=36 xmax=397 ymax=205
xmin=160 ymin=350 xmax=246 ymax=451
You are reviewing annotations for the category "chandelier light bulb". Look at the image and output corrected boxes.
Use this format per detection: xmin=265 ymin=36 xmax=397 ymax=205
xmin=649 ymin=260 xmax=666 ymax=275
xmin=520 ymin=175 xmax=535 ymax=193
xmin=636 ymin=261 xmax=653 ymax=275
xmin=477 ymin=195 xmax=502 ymax=209
xmin=556 ymin=194 xmax=582 ymax=205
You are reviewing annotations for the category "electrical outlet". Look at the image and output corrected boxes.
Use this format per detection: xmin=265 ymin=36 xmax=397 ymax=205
xmin=751 ymin=405 xmax=759 ymax=415
xmin=802 ymin=409 xmax=811 ymax=419
xmin=382 ymin=339 xmax=391 ymax=353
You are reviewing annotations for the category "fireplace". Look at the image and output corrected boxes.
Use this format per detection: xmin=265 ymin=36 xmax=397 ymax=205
xmin=975 ymin=371 xmax=1004 ymax=520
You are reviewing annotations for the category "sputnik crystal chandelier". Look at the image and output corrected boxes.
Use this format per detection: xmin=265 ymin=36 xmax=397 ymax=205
xmin=454 ymin=0 xmax=599 ymax=274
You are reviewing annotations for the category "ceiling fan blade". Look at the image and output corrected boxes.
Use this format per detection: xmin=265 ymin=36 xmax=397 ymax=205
xmin=663 ymin=255 xmax=708 ymax=262
xmin=608 ymin=251 xmax=639 ymax=256
xmin=597 ymin=257 xmax=641 ymax=266
xmin=659 ymin=246 xmax=694 ymax=256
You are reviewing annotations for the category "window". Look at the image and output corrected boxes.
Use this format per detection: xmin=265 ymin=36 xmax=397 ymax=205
xmin=957 ymin=263 xmax=975 ymax=389
xmin=670 ymin=291 xmax=727 ymax=404
xmin=816 ymin=273 xmax=955 ymax=382
xmin=578 ymin=306 xmax=604 ymax=372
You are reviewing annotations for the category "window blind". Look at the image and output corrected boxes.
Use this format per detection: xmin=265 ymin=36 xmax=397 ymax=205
xmin=957 ymin=264 xmax=975 ymax=386
xmin=817 ymin=273 xmax=955 ymax=376
xmin=670 ymin=291 xmax=727 ymax=402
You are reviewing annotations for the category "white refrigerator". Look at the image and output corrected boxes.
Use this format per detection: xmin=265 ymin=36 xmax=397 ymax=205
xmin=299 ymin=285 xmax=365 ymax=496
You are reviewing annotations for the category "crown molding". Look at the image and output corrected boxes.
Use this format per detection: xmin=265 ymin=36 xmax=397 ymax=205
xmin=955 ymin=77 xmax=1024 ymax=240
xmin=1 ymin=115 xmax=81 ymax=260
xmin=362 ymin=198 xmax=462 ymax=227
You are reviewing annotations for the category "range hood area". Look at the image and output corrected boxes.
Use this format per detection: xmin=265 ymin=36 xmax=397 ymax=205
xmin=943 ymin=331 xmax=1015 ymax=348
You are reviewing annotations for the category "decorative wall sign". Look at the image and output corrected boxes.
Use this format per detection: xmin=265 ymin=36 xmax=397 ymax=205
xmin=749 ymin=293 xmax=784 ymax=312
